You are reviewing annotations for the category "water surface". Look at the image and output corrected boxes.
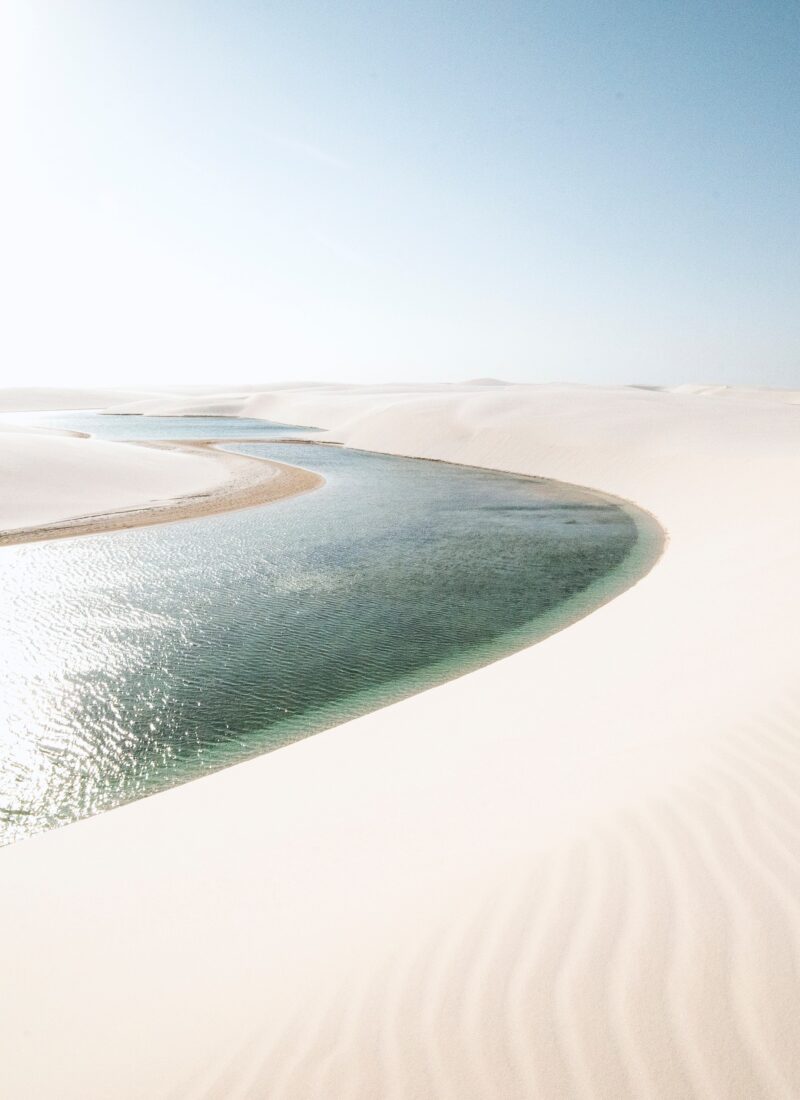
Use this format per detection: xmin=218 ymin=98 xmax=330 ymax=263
xmin=0 ymin=416 xmax=659 ymax=844
xmin=0 ymin=410 xmax=318 ymax=440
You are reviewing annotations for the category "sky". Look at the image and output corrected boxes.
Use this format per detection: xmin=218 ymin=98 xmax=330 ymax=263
xmin=1 ymin=0 xmax=798 ymax=388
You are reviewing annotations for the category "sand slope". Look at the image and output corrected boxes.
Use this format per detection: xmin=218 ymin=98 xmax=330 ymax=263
xmin=0 ymin=386 xmax=177 ymax=412
xmin=0 ymin=426 xmax=322 ymax=544
xmin=0 ymin=428 xmax=231 ymax=531
xmin=1 ymin=384 xmax=800 ymax=1098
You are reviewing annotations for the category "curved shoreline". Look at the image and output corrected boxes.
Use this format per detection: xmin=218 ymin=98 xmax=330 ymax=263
xmin=0 ymin=440 xmax=659 ymax=847
xmin=2 ymin=386 xmax=800 ymax=1099
xmin=0 ymin=440 xmax=324 ymax=548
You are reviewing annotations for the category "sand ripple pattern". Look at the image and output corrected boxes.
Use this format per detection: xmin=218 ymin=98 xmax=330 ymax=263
xmin=175 ymin=715 xmax=800 ymax=1100
xmin=3 ymin=388 xmax=800 ymax=1100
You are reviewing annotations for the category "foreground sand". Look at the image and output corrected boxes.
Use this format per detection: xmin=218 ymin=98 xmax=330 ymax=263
xmin=0 ymin=428 xmax=322 ymax=545
xmin=1 ymin=383 xmax=800 ymax=1098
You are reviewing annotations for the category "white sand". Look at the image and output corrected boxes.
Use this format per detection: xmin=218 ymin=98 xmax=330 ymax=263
xmin=0 ymin=426 xmax=323 ymax=546
xmin=0 ymin=386 xmax=176 ymax=412
xmin=0 ymin=427 xmax=231 ymax=531
xmin=1 ymin=383 xmax=800 ymax=1098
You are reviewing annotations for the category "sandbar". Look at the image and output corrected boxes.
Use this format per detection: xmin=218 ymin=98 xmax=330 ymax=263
xmin=0 ymin=435 xmax=323 ymax=547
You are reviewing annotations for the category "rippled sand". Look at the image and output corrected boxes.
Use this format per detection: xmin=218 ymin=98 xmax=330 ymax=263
xmin=1 ymin=381 xmax=800 ymax=1098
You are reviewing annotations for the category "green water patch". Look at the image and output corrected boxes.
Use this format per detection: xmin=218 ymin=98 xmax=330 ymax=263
xmin=0 ymin=421 xmax=663 ymax=844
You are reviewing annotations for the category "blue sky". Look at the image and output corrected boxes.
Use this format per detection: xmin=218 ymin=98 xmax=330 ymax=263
xmin=1 ymin=1 xmax=798 ymax=386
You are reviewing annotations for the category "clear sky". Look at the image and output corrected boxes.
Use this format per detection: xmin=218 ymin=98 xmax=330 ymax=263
xmin=1 ymin=0 xmax=798 ymax=388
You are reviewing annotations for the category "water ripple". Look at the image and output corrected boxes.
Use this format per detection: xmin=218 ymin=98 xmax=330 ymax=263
xmin=0 ymin=419 xmax=657 ymax=844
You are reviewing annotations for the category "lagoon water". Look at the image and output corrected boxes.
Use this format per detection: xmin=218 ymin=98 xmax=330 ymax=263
xmin=0 ymin=410 xmax=319 ymax=440
xmin=0 ymin=415 xmax=657 ymax=844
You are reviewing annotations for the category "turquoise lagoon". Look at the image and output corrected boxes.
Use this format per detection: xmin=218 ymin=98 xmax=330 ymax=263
xmin=0 ymin=415 xmax=660 ymax=844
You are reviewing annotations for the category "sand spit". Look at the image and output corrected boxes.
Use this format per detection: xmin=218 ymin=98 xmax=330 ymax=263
xmin=0 ymin=432 xmax=323 ymax=547
xmin=0 ymin=383 xmax=799 ymax=1098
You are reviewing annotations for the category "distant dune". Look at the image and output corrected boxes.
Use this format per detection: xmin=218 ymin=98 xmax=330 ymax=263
xmin=462 ymin=376 xmax=510 ymax=385
xmin=0 ymin=386 xmax=170 ymax=412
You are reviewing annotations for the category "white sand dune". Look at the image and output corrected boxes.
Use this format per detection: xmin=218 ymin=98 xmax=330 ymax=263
xmin=0 ymin=427 xmax=230 ymax=531
xmin=1 ymin=383 xmax=799 ymax=1098
xmin=102 ymin=392 xmax=260 ymax=417
xmin=0 ymin=427 xmax=322 ymax=545
xmin=0 ymin=386 xmax=180 ymax=412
